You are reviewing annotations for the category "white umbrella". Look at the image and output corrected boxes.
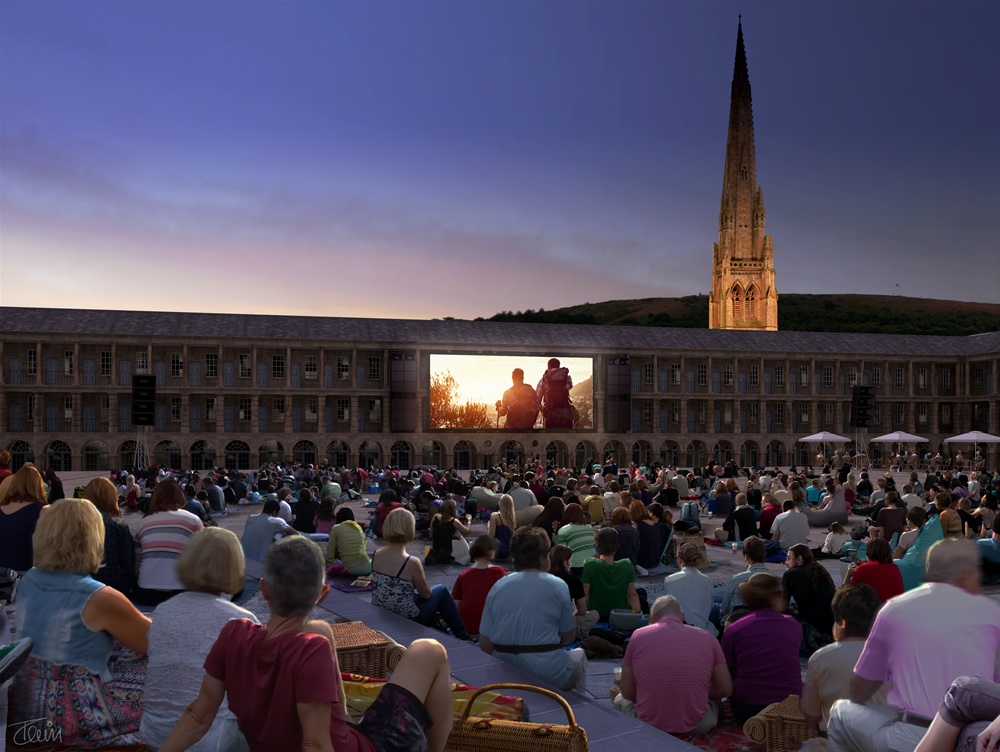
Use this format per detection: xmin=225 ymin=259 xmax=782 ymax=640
xmin=870 ymin=431 xmax=929 ymax=458
xmin=943 ymin=431 xmax=1000 ymax=469
xmin=798 ymin=432 xmax=851 ymax=461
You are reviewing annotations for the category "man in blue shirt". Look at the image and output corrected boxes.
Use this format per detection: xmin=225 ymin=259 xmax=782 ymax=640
xmin=479 ymin=526 xmax=586 ymax=692
xmin=977 ymin=527 xmax=1000 ymax=584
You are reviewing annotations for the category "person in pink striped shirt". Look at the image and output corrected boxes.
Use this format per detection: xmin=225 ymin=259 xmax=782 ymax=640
xmin=134 ymin=480 xmax=203 ymax=606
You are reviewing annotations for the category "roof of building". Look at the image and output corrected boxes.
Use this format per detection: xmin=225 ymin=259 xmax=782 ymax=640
xmin=1 ymin=307 xmax=998 ymax=357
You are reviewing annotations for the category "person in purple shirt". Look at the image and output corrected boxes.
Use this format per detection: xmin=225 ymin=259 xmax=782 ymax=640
xmin=721 ymin=572 xmax=803 ymax=725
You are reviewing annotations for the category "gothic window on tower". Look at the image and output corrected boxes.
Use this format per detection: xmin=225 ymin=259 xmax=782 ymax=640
xmin=741 ymin=165 xmax=747 ymax=182
xmin=731 ymin=285 xmax=743 ymax=323
xmin=745 ymin=286 xmax=757 ymax=320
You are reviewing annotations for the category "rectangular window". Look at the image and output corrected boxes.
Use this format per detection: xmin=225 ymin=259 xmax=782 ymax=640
xmin=941 ymin=368 xmax=951 ymax=389
xmin=306 ymin=397 xmax=318 ymax=420
xmin=170 ymin=397 xmax=182 ymax=421
xmin=205 ymin=397 xmax=216 ymax=422
xmin=697 ymin=364 xmax=707 ymax=386
xmin=337 ymin=356 xmax=350 ymax=380
xmin=917 ymin=368 xmax=927 ymax=389
xmin=824 ymin=403 xmax=834 ymax=423
xmin=27 ymin=349 xmax=37 ymax=376
xmin=368 ymin=398 xmax=381 ymax=422
xmin=205 ymin=353 xmax=219 ymax=378
xmin=27 ymin=395 xmax=35 ymax=422
xmin=671 ymin=402 xmax=680 ymax=422
xmin=643 ymin=362 xmax=654 ymax=385
xmin=895 ymin=404 xmax=905 ymax=425
xmin=64 ymin=350 xmax=74 ymax=376
xmin=239 ymin=397 xmax=252 ymax=422
xmin=895 ymin=367 xmax=905 ymax=389
xmin=100 ymin=351 xmax=112 ymax=377
xmin=273 ymin=396 xmax=285 ymax=418
xmin=941 ymin=404 xmax=952 ymax=424
xmin=368 ymin=357 xmax=382 ymax=382
xmin=64 ymin=395 xmax=73 ymax=421
xmin=337 ymin=398 xmax=350 ymax=422
xmin=305 ymin=355 xmax=318 ymax=379
xmin=724 ymin=404 xmax=732 ymax=423
xmin=171 ymin=353 xmax=183 ymax=378
xmin=101 ymin=395 xmax=110 ymax=422
xmin=749 ymin=364 xmax=759 ymax=387
xmin=800 ymin=403 xmax=809 ymax=423
xmin=774 ymin=365 xmax=784 ymax=387
xmin=774 ymin=403 xmax=784 ymax=425
xmin=697 ymin=402 xmax=706 ymax=422
xmin=749 ymin=403 xmax=759 ymax=422
xmin=872 ymin=367 xmax=882 ymax=388
xmin=723 ymin=364 xmax=734 ymax=386
xmin=823 ymin=366 xmax=833 ymax=388
xmin=136 ymin=352 xmax=148 ymax=374
xmin=849 ymin=366 xmax=858 ymax=386
xmin=799 ymin=365 xmax=809 ymax=386
xmin=239 ymin=354 xmax=252 ymax=379
xmin=272 ymin=354 xmax=285 ymax=379
xmin=874 ymin=404 xmax=881 ymax=425
xmin=643 ymin=402 xmax=653 ymax=422
xmin=917 ymin=404 xmax=928 ymax=424
xmin=973 ymin=367 xmax=983 ymax=388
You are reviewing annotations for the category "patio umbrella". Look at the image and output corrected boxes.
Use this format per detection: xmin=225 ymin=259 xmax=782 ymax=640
xmin=870 ymin=431 xmax=929 ymax=457
xmin=943 ymin=431 xmax=1000 ymax=469
xmin=798 ymin=432 xmax=851 ymax=459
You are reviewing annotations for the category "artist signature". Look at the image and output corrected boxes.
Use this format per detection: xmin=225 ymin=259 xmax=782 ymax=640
xmin=11 ymin=717 xmax=63 ymax=745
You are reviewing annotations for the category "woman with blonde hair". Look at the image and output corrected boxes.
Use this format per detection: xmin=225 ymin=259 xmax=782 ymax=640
xmin=0 ymin=464 xmax=47 ymax=572
xmin=487 ymin=493 xmax=516 ymax=560
xmin=11 ymin=498 xmax=150 ymax=748
xmin=141 ymin=528 xmax=258 ymax=752
xmin=85 ymin=477 xmax=136 ymax=597
xmin=371 ymin=508 xmax=471 ymax=639
xmin=123 ymin=474 xmax=141 ymax=510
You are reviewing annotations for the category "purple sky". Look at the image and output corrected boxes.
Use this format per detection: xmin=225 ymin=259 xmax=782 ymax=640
xmin=2 ymin=1 xmax=998 ymax=320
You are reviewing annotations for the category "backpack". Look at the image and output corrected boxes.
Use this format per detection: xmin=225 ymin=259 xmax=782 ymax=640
xmin=505 ymin=384 xmax=539 ymax=429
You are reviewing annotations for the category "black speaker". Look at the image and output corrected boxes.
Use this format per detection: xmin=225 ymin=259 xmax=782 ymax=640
xmin=132 ymin=374 xmax=156 ymax=426
xmin=850 ymin=385 xmax=876 ymax=428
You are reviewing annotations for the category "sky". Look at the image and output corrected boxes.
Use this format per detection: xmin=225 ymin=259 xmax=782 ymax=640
xmin=1 ymin=0 xmax=998 ymax=320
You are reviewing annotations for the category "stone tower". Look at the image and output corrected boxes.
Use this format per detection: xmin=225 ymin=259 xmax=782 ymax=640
xmin=709 ymin=19 xmax=778 ymax=331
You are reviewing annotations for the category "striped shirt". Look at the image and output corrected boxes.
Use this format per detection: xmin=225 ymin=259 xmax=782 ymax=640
xmin=136 ymin=509 xmax=203 ymax=590
xmin=555 ymin=524 xmax=597 ymax=569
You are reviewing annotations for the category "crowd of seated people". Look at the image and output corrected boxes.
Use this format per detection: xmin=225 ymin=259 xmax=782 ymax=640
xmin=2 ymin=455 xmax=1000 ymax=752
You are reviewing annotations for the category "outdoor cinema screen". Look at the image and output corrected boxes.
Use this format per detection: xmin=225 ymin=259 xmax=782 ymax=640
xmin=429 ymin=354 xmax=594 ymax=430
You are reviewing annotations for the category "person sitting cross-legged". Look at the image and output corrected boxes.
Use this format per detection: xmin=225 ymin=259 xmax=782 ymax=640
xmin=719 ymin=535 xmax=771 ymax=622
xmin=611 ymin=595 xmax=732 ymax=736
xmin=159 ymin=536 xmax=455 ymax=752
xmin=479 ymin=526 xmax=588 ymax=692
xmin=663 ymin=542 xmax=719 ymax=636
xmin=581 ymin=527 xmax=641 ymax=621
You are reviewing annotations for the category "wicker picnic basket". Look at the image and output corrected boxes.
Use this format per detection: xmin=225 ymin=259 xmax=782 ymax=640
xmin=446 ymin=683 xmax=588 ymax=752
xmin=329 ymin=621 xmax=389 ymax=679
xmin=762 ymin=694 xmax=813 ymax=752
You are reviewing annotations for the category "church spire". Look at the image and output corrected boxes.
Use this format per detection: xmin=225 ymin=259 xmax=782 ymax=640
xmin=720 ymin=17 xmax=756 ymax=238
xmin=709 ymin=18 xmax=778 ymax=331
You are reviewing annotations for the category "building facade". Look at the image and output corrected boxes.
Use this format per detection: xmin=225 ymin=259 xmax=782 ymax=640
xmin=709 ymin=20 xmax=778 ymax=331
xmin=1 ymin=308 xmax=997 ymax=474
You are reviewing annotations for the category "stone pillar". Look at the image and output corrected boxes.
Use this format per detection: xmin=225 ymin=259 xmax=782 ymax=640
xmin=181 ymin=394 xmax=190 ymax=433
xmin=34 ymin=393 xmax=43 ymax=432
xmin=109 ymin=393 xmax=118 ymax=434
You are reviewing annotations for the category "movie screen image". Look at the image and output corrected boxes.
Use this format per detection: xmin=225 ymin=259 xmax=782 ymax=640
xmin=429 ymin=355 xmax=594 ymax=430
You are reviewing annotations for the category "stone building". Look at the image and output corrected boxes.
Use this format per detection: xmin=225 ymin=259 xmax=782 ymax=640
xmin=709 ymin=19 xmax=779 ymax=331
xmin=1 ymin=307 xmax=997 ymax=473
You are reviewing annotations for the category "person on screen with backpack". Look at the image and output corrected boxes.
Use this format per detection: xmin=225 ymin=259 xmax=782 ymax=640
xmin=535 ymin=358 xmax=576 ymax=429
xmin=496 ymin=368 xmax=540 ymax=429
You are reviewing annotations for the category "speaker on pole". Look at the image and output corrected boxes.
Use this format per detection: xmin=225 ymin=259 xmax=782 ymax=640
xmin=850 ymin=385 xmax=876 ymax=428
xmin=132 ymin=374 xmax=156 ymax=427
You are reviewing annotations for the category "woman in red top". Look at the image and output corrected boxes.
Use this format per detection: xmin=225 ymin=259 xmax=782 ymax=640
xmin=844 ymin=537 xmax=904 ymax=603
xmin=374 ymin=489 xmax=403 ymax=538
xmin=759 ymin=493 xmax=782 ymax=538
xmin=451 ymin=536 xmax=506 ymax=635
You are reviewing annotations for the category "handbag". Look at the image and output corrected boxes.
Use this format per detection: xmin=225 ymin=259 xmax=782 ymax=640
xmin=446 ymin=683 xmax=589 ymax=752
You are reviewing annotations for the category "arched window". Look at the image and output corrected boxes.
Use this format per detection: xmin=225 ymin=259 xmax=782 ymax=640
xmin=83 ymin=441 xmax=110 ymax=472
xmin=46 ymin=440 xmax=73 ymax=472
xmin=190 ymin=440 xmax=216 ymax=471
xmin=8 ymin=440 xmax=35 ymax=472
xmin=731 ymin=284 xmax=743 ymax=324
xmin=326 ymin=441 xmax=350 ymax=468
xmin=225 ymin=441 xmax=251 ymax=470
xmin=390 ymin=441 xmax=412 ymax=470
xmin=745 ymin=285 xmax=757 ymax=320
xmin=259 ymin=441 xmax=285 ymax=466
xmin=453 ymin=441 xmax=473 ymax=471
xmin=292 ymin=440 xmax=318 ymax=466
xmin=358 ymin=441 xmax=382 ymax=470
xmin=152 ymin=440 xmax=182 ymax=470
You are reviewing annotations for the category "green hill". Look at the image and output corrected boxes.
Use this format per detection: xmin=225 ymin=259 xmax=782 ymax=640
xmin=478 ymin=294 xmax=1000 ymax=336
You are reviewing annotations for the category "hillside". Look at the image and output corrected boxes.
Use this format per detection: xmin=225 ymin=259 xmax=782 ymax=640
xmin=479 ymin=294 xmax=1000 ymax=336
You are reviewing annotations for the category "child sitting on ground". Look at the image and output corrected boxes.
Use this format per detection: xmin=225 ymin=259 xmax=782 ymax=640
xmin=451 ymin=536 xmax=506 ymax=637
